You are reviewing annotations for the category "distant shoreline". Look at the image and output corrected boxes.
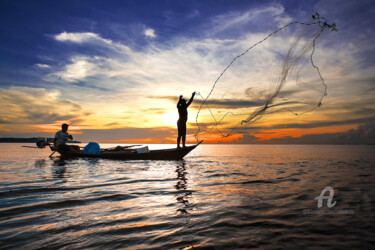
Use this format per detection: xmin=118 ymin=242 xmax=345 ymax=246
xmin=0 ymin=137 xmax=81 ymax=143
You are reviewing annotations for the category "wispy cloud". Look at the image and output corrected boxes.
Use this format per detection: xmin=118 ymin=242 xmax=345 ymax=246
xmin=209 ymin=2 xmax=290 ymax=34
xmin=35 ymin=63 xmax=51 ymax=69
xmin=53 ymin=56 xmax=104 ymax=82
xmin=54 ymin=31 xmax=131 ymax=53
xmin=187 ymin=9 xmax=200 ymax=19
xmin=144 ymin=28 xmax=156 ymax=38
xmin=55 ymin=32 xmax=107 ymax=43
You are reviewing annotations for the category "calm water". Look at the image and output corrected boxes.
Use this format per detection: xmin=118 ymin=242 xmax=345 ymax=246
xmin=0 ymin=143 xmax=374 ymax=249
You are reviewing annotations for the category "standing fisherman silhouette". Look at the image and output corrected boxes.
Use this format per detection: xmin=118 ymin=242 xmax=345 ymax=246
xmin=177 ymin=92 xmax=195 ymax=148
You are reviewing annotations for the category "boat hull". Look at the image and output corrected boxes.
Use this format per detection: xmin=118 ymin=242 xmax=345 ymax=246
xmin=56 ymin=142 xmax=201 ymax=160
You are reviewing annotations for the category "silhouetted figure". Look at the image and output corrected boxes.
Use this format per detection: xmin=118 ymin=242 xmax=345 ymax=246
xmin=54 ymin=124 xmax=80 ymax=153
xmin=177 ymin=92 xmax=195 ymax=148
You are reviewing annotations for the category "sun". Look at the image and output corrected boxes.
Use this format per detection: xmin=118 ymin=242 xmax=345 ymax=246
xmin=162 ymin=110 xmax=179 ymax=127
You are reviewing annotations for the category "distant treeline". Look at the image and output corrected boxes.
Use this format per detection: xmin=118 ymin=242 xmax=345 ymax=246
xmin=0 ymin=137 xmax=81 ymax=143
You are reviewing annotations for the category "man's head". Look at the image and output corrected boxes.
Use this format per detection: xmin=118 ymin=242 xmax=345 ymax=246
xmin=181 ymin=98 xmax=187 ymax=104
xmin=62 ymin=123 xmax=69 ymax=132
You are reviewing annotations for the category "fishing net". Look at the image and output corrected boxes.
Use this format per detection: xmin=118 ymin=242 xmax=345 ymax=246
xmin=195 ymin=13 xmax=337 ymax=142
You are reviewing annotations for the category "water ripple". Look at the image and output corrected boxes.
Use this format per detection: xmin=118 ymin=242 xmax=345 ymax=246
xmin=0 ymin=144 xmax=374 ymax=249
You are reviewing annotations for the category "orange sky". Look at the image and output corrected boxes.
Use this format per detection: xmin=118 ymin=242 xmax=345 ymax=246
xmin=1 ymin=2 xmax=374 ymax=145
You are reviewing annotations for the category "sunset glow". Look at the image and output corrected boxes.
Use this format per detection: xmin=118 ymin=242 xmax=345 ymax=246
xmin=0 ymin=1 xmax=374 ymax=144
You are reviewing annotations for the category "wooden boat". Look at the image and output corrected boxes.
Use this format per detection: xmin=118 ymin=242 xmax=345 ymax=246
xmin=54 ymin=141 xmax=202 ymax=160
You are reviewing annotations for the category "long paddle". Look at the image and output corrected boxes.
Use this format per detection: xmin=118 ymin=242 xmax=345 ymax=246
xmin=47 ymin=143 xmax=57 ymax=158
xmin=49 ymin=150 xmax=56 ymax=157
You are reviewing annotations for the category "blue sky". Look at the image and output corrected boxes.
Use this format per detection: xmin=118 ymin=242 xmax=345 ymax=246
xmin=0 ymin=0 xmax=374 ymax=144
xmin=0 ymin=0 xmax=345 ymax=87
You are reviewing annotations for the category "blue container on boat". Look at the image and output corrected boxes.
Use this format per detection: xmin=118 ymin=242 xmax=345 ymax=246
xmin=83 ymin=142 xmax=101 ymax=154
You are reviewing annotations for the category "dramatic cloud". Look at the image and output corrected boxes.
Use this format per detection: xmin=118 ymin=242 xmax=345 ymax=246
xmin=44 ymin=11 xmax=375 ymax=143
xmin=260 ymin=122 xmax=375 ymax=144
xmin=0 ymin=87 xmax=89 ymax=124
xmin=262 ymin=117 xmax=375 ymax=130
xmin=148 ymin=95 xmax=263 ymax=109
xmin=1 ymin=1 xmax=374 ymax=143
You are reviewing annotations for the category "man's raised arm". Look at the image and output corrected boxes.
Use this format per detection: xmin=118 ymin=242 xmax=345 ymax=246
xmin=187 ymin=92 xmax=195 ymax=107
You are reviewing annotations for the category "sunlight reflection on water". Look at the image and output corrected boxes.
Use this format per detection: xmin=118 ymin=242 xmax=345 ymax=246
xmin=0 ymin=143 xmax=374 ymax=249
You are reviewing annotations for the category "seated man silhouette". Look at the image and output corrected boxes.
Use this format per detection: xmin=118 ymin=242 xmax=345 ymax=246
xmin=54 ymin=124 xmax=80 ymax=153
xmin=177 ymin=92 xmax=195 ymax=148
